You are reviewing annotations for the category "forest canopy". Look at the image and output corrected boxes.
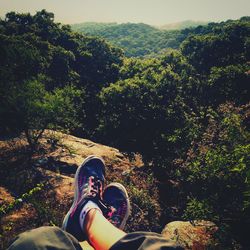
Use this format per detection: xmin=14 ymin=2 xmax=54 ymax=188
xmin=72 ymin=17 xmax=250 ymax=58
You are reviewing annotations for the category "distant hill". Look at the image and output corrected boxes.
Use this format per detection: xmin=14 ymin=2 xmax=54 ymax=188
xmin=71 ymin=17 xmax=249 ymax=57
xmin=158 ymin=20 xmax=208 ymax=30
xmin=71 ymin=22 xmax=186 ymax=57
xmin=72 ymin=22 xmax=158 ymax=37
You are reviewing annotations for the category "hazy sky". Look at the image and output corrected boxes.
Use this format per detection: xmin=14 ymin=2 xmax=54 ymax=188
xmin=0 ymin=0 xmax=249 ymax=25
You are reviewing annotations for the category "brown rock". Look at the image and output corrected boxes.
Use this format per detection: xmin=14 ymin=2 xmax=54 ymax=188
xmin=161 ymin=220 xmax=218 ymax=250
xmin=38 ymin=168 xmax=74 ymax=202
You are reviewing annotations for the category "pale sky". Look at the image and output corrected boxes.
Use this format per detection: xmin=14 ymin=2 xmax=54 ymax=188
xmin=0 ymin=0 xmax=249 ymax=25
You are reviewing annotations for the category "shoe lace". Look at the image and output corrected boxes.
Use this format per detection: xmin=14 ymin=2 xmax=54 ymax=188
xmin=106 ymin=203 xmax=126 ymax=226
xmin=81 ymin=176 xmax=115 ymax=217
xmin=85 ymin=176 xmax=103 ymax=198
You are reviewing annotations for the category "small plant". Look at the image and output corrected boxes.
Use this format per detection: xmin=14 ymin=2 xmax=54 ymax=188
xmin=183 ymin=198 xmax=215 ymax=221
xmin=128 ymin=184 xmax=157 ymax=214
xmin=0 ymin=183 xmax=44 ymax=216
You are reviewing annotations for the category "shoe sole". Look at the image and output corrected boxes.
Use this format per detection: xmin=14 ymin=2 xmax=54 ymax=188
xmin=104 ymin=182 xmax=131 ymax=230
xmin=62 ymin=155 xmax=105 ymax=231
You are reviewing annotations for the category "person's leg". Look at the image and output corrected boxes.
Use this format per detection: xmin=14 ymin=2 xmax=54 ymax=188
xmin=62 ymin=155 xmax=131 ymax=246
xmin=8 ymin=154 xmax=182 ymax=250
xmin=8 ymin=211 xmax=182 ymax=250
xmin=84 ymin=209 xmax=126 ymax=250
xmin=110 ymin=232 xmax=184 ymax=250
xmin=8 ymin=156 xmax=130 ymax=250
xmin=62 ymin=155 xmax=108 ymax=242
xmin=83 ymin=209 xmax=183 ymax=250
xmin=61 ymin=155 xmax=182 ymax=249
xmin=83 ymin=181 xmax=131 ymax=250
xmin=7 ymin=226 xmax=82 ymax=250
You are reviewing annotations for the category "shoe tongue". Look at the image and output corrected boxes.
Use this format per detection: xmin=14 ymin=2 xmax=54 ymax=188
xmin=79 ymin=178 xmax=103 ymax=202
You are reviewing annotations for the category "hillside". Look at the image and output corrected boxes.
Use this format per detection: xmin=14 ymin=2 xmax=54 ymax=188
xmin=71 ymin=17 xmax=249 ymax=57
xmin=71 ymin=22 xmax=186 ymax=57
xmin=0 ymin=131 xmax=218 ymax=249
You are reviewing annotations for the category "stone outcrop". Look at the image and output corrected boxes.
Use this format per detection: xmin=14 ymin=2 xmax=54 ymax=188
xmin=162 ymin=220 xmax=218 ymax=249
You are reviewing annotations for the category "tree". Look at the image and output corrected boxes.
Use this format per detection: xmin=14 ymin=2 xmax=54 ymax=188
xmin=98 ymin=52 xmax=198 ymax=166
xmin=179 ymin=103 xmax=250 ymax=246
xmin=0 ymin=77 xmax=82 ymax=150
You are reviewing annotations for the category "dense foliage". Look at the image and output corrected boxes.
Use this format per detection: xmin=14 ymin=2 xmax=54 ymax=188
xmin=95 ymin=17 xmax=250 ymax=247
xmin=0 ymin=10 xmax=123 ymax=146
xmin=72 ymin=22 xmax=189 ymax=57
xmin=1 ymin=10 xmax=250 ymax=248
xmin=181 ymin=103 xmax=250 ymax=247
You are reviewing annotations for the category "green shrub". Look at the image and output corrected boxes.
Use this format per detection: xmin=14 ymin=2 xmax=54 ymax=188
xmin=183 ymin=198 xmax=215 ymax=221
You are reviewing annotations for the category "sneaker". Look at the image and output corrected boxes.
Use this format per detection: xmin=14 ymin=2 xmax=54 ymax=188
xmin=103 ymin=182 xmax=131 ymax=230
xmin=62 ymin=155 xmax=107 ymax=241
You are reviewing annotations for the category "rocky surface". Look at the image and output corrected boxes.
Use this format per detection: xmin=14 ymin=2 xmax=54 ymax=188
xmin=0 ymin=130 xmax=143 ymax=248
xmin=162 ymin=220 xmax=218 ymax=249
